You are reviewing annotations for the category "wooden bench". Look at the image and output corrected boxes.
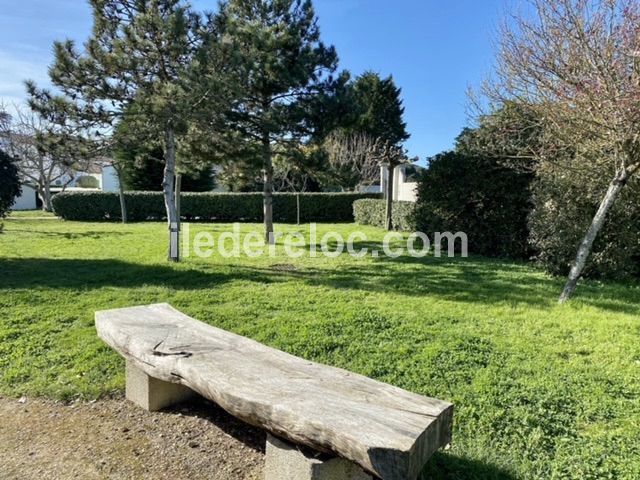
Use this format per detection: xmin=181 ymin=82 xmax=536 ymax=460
xmin=96 ymin=303 xmax=453 ymax=480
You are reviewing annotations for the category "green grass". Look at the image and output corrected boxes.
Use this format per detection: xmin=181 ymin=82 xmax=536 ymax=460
xmin=8 ymin=209 xmax=57 ymax=218
xmin=1 ymin=218 xmax=639 ymax=479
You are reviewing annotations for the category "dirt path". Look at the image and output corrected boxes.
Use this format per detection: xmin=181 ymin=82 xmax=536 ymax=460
xmin=0 ymin=396 xmax=265 ymax=480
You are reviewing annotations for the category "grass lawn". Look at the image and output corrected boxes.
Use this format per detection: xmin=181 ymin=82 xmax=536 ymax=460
xmin=7 ymin=209 xmax=58 ymax=218
xmin=1 ymin=218 xmax=639 ymax=479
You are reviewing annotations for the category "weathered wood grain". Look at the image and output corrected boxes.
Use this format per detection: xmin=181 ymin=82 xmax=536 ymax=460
xmin=96 ymin=303 xmax=453 ymax=480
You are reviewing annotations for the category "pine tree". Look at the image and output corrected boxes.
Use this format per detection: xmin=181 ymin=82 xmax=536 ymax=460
xmin=28 ymin=0 xmax=204 ymax=261
xmin=350 ymin=72 xmax=410 ymax=230
xmin=352 ymin=72 xmax=409 ymax=146
xmin=216 ymin=0 xmax=339 ymax=243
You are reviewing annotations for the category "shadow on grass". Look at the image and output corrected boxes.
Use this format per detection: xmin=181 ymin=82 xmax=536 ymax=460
xmin=275 ymin=256 xmax=638 ymax=314
xmin=8 ymin=228 xmax=130 ymax=240
xmin=313 ymin=239 xmax=640 ymax=314
xmin=2 ymin=254 xmax=637 ymax=314
xmin=419 ymin=451 xmax=515 ymax=480
xmin=1 ymin=257 xmax=273 ymax=291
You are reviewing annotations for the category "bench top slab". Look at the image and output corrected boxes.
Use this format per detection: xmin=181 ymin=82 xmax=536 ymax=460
xmin=96 ymin=303 xmax=453 ymax=480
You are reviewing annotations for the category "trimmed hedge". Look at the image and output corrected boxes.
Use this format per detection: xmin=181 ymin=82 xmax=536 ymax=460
xmin=52 ymin=191 xmax=380 ymax=222
xmin=353 ymin=199 xmax=416 ymax=231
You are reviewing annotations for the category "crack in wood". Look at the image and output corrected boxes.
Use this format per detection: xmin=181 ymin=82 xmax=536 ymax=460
xmin=152 ymin=339 xmax=193 ymax=358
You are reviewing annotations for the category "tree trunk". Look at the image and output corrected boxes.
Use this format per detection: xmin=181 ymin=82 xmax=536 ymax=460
xmin=175 ymin=174 xmax=182 ymax=230
xmin=558 ymin=168 xmax=629 ymax=303
xmin=116 ymin=166 xmax=128 ymax=224
xmin=296 ymin=193 xmax=300 ymax=226
xmin=385 ymin=164 xmax=395 ymax=231
xmin=163 ymin=126 xmax=180 ymax=262
xmin=262 ymin=130 xmax=274 ymax=244
xmin=35 ymin=183 xmax=46 ymax=211
xmin=42 ymin=182 xmax=53 ymax=212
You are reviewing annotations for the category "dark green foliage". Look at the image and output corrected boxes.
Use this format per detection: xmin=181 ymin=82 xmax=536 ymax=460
xmin=117 ymin=146 xmax=213 ymax=192
xmin=414 ymin=151 xmax=533 ymax=258
xmin=0 ymin=150 xmax=21 ymax=221
xmin=353 ymin=198 xmax=415 ymax=231
xmin=118 ymin=146 xmax=164 ymax=191
xmin=113 ymin=105 xmax=215 ymax=192
xmin=218 ymin=0 xmax=340 ymax=142
xmin=350 ymin=72 xmax=410 ymax=146
xmin=207 ymin=0 xmax=346 ymax=238
xmin=53 ymin=191 xmax=379 ymax=222
xmin=529 ymin=170 xmax=640 ymax=278
xmin=53 ymin=191 xmax=163 ymax=221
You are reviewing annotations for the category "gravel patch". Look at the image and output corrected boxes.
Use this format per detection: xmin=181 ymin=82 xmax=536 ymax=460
xmin=0 ymin=396 xmax=265 ymax=480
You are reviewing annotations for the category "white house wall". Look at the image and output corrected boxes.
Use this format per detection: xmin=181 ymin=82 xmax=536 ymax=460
xmin=101 ymin=165 xmax=120 ymax=192
xmin=395 ymin=181 xmax=418 ymax=202
xmin=381 ymin=165 xmax=419 ymax=203
xmin=12 ymin=185 xmax=38 ymax=210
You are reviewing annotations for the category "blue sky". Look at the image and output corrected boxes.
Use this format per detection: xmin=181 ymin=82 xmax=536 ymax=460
xmin=0 ymin=0 xmax=506 ymax=160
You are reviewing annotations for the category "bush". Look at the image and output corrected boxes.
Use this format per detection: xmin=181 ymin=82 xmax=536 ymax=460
xmin=414 ymin=151 xmax=533 ymax=258
xmin=353 ymin=198 xmax=416 ymax=231
xmin=0 ymin=149 xmax=21 ymax=223
xmin=529 ymin=167 xmax=640 ymax=278
xmin=53 ymin=191 xmax=380 ymax=222
xmin=76 ymin=175 xmax=100 ymax=189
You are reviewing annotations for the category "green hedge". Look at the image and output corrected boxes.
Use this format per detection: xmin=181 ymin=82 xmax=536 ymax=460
xmin=353 ymin=199 xmax=416 ymax=231
xmin=52 ymin=191 xmax=380 ymax=222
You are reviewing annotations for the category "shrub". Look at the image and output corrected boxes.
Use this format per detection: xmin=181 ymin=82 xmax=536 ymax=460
xmin=414 ymin=151 xmax=533 ymax=258
xmin=76 ymin=175 xmax=100 ymax=189
xmin=0 ymin=150 xmax=21 ymax=226
xmin=529 ymin=167 xmax=640 ymax=278
xmin=353 ymin=198 xmax=416 ymax=231
xmin=53 ymin=191 xmax=380 ymax=222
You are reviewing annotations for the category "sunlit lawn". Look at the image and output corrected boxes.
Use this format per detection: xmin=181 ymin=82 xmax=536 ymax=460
xmin=1 ymin=216 xmax=639 ymax=479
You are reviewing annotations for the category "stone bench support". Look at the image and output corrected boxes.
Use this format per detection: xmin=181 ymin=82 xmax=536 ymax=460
xmin=265 ymin=434 xmax=373 ymax=480
xmin=125 ymin=360 xmax=195 ymax=412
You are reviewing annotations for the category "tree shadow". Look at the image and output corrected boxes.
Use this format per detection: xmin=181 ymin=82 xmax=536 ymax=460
xmin=8 ymin=228 xmax=130 ymax=240
xmin=0 ymin=257 xmax=273 ymax=291
xmin=2 ymin=253 xmax=636 ymax=315
xmin=303 ymin=258 xmax=558 ymax=308
xmin=300 ymin=240 xmax=640 ymax=314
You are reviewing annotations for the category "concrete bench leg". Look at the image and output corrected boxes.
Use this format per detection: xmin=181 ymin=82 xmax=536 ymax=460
xmin=125 ymin=361 xmax=194 ymax=412
xmin=265 ymin=434 xmax=373 ymax=480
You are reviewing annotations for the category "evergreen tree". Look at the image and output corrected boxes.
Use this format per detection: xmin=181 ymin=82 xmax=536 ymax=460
xmin=351 ymin=72 xmax=409 ymax=146
xmin=216 ymin=0 xmax=340 ymax=243
xmin=345 ymin=72 xmax=410 ymax=229
xmin=28 ymin=0 xmax=206 ymax=261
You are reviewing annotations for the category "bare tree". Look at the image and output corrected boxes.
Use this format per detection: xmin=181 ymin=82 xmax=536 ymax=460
xmin=0 ymin=105 xmax=90 ymax=211
xmin=324 ymin=131 xmax=380 ymax=191
xmin=482 ymin=0 xmax=640 ymax=302
xmin=272 ymin=147 xmax=317 ymax=226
